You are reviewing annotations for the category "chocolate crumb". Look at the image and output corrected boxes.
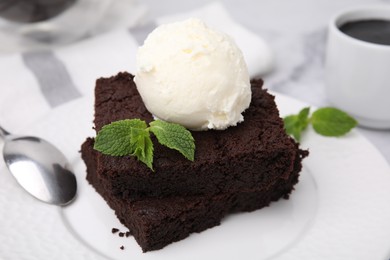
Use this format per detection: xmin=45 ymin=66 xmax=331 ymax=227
xmin=120 ymin=245 xmax=124 ymax=250
xmin=125 ymin=231 xmax=131 ymax=237
xmin=111 ymin=228 xmax=119 ymax=234
xmin=119 ymin=232 xmax=125 ymax=237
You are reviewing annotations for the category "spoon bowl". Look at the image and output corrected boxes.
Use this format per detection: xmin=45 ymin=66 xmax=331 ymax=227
xmin=1 ymin=126 xmax=77 ymax=206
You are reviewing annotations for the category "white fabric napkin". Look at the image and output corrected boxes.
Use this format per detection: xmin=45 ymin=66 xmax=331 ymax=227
xmin=0 ymin=2 xmax=274 ymax=133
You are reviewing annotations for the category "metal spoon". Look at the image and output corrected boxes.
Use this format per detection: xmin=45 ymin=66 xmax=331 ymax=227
xmin=0 ymin=126 xmax=77 ymax=206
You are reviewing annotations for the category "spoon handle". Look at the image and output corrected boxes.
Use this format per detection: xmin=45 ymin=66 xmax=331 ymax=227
xmin=0 ymin=126 xmax=10 ymax=138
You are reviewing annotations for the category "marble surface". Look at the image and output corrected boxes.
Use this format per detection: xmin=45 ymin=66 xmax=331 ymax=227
xmin=141 ymin=0 xmax=390 ymax=164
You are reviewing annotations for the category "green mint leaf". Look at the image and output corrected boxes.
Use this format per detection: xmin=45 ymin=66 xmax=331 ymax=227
xmin=94 ymin=118 xmax=196 ymax=171
xmin=283 ymin=107 xmax=310 ymax=141
xmin=94 ymin=119 xmax=147 ymax=156
xmin=283 ymin=106 xmax=357 ymax=141
xmin=311 ymin=107 xmax=358 ymax=137
xmin=149 ymin=120 xmax=195 ymax=161
xmin=283 ymin=115 xmax=300 ymax=141
xmin=130 ymin=128 xmax=154 ymax=170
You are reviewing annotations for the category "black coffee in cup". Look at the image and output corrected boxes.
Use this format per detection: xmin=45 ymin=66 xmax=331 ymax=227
xmin=339 ymin=19 xmax=390 ymax=45
xmin=0 ymin=0 xmax=76 ymax=23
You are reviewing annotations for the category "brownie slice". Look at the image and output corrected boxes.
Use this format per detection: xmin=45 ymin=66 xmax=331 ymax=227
xmin=81 ymin=138 xmax=307 ymax=252
xmin=93 ymin=72 xmax=301 ymax=201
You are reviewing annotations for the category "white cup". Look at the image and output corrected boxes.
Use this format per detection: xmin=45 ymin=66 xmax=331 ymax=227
xmin=325 ymin=5 xmax=390 ymax=129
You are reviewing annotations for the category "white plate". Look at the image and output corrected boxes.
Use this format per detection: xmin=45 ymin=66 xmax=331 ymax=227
xmin=1 ymin=93 xmax=390 ymax=260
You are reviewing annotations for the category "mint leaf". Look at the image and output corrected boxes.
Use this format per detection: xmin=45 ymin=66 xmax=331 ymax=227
xmin=130 ymin=128 xmax=154 ymax=170
xmin=283 ymin=106 xmax=357 ymax=141
xmin=311 ymin=107 xmax=357 ymax=137
xmin=283 ymin=115 xmax=300 ymax=141
xmin=150 ymin=120 xmax=195 ymax=161
xmin=283 ymin=107 xmax=310 ymax=141
xmin=94 ymin=118 xmax=196 ymax=170
xmin=94 ymin=119 xmax=147 ymax=156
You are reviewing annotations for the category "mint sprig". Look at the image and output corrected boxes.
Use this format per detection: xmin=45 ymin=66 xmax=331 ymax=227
xmin=283 ymin=107 xmax=358 ymax=141
xmin=149 ymin=120 xmax=195 ymax=161
xmin=94 ymin=119 xmax=195 ymax=170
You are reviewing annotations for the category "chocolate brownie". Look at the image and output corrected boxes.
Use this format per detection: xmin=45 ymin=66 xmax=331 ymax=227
xmin=81 ymin=138 xmax=307 ymax=252
xmin=93 ymin=72 xmax=301 ymax=201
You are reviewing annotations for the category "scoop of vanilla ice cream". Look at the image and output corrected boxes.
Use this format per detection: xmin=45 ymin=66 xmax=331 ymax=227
xmin=134 ymin=18 xmax=251 ymax=130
